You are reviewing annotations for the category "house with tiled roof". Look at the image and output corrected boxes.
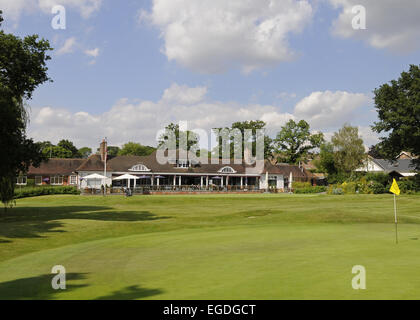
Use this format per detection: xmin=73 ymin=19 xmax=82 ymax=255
xmin=25 ymin=158 xmax=85 ymax=186
xmin=356 ymin=156 xmax=418 ymax=178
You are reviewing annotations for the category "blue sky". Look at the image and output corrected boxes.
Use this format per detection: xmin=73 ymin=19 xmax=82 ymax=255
xmin=1 ymin=0 xmax=419 ymax=149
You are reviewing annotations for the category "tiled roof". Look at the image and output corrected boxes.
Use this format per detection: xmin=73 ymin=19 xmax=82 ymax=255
xmin=108 ymin=153 xmax=251 ymax=174
xmin=76 ymin=154 xmax=112 ymax=172
xmin=28 ymin=152 xmax=314 ymax=178
xmin=28 ymin=159 xmax=85 ymax=176
xmin=107 ymin=153 xmax=312 ymax=177
xmin=263 ymin=161 xmax=312 ymax=178
xmin=372 ymin=159 xmax=417 ymax=173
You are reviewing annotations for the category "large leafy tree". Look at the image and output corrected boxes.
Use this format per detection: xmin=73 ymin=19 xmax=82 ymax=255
xmin=107 ymin=146 xmax=120 ymax=158
xmin=118 ymin=142 xmax=156 ymax=157
xmin=231 ymin=121 xmax=273 ymax=160
xmin=0 ymin=11 xmax=52 ymax=207
xmin=331 ymin=124 xmax=366 ymax=173
xmin=212 ymin=120 xmax=272 ymax=160
xmin=39 ymin=140 xmax=82 ymax=158
xmin=42 ymin=146 xmax=72 ymax=158
xmin=315 ymin=142 xmax=337 ymax=175
xmin=57 ymin=139 xmax=80 ymax=158
xmin=274 ymin=119 xmax=324 ymax=164
xmin=158 ymin=123 xmax=199 ymax=151
xmin=372 ymin=65 xmax=420 ymax=165
xmin=78 ymin=147 xmax=93 ymax=159
xmin=367 ymin=144 xmax=384 ymax=159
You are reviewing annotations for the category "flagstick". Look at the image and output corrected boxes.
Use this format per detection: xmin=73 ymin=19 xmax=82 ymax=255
xmin=394 ymin=193 xmax=398 ymax=244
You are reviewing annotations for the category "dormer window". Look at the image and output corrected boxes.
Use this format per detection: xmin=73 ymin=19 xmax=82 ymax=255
xmin=219 ymin=166 xmax=236 ymax=174
xmin=129 ymin=164 xmax=151 ymax=172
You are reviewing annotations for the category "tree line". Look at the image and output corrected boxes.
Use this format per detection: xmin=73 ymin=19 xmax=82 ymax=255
xmin=37 ymin=140 xmax=156 ymax=159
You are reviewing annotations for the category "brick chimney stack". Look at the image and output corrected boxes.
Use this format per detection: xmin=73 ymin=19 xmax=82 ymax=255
xmin=100 ymin=139 xmax=107 ymax=162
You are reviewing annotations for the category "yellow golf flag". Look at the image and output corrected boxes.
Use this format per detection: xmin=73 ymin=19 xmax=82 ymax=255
xmin=390 ymin=179 xmax=401 ymax=196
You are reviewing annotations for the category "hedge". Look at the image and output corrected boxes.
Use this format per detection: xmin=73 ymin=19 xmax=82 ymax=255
xmin=292 ymin=182 xmax=312 ymax=189
xmin=14 ymin=186 xmax=80 ymax=199
xmin=294 ymin=186 xmax=327 ymax=194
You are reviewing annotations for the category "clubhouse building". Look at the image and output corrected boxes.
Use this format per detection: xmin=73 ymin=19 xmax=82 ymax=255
xmin=24 ymin=142 xmax=315 ymax=193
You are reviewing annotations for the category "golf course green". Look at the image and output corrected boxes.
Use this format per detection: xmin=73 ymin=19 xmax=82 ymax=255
xmin=0 ymin=194 xmax=419 ymax=300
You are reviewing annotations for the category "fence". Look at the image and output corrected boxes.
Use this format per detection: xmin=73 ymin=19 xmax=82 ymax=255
xmin=81 ymin=185 xmax=263 ymax=195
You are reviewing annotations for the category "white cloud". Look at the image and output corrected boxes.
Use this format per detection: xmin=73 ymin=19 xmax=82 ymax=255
xmin=28 ymin=84 xmax=294 ymax=148
xmin=329 ymin=0 xmax=420 ymax=52
xmin=357 ymin=126 xmax=380 ymax=148
xmin=162 ymin=83 xmax=207 ymax=105
xmin=143 ymin=0 xmax=313 ymax=73
xmin=84 ymin=48 xmax=100 ymax=58
xmin=28 ymin=85 xmax=377 ymax=149
xmin=294 ymin=90 xmax=370 ymax=130
xmin=39 ymin=0 xmax=102 ymax=19
xmin=0 ymin=0 xmax=102 ymax=21
xmin=56 ymin=37 xmax=77 ymax=55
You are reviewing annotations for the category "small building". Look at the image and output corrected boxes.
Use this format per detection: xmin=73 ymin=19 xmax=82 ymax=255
xmin=356 ymin=156 xmax=418 ymax=179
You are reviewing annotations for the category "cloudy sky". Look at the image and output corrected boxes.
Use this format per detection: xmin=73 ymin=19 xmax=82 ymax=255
xmin=1 ymin=0 xmax=419 ymax=149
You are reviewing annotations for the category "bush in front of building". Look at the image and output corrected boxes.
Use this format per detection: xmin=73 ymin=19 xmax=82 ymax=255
xmin=294 ymin=186 xmax=327 ymax=194
xmin=392 ymin=178 xmax=420 ymax=195
xmin=292 ymin=182 xmax=312 ymax=189
xmin=365 ymin=172 xmax=390 ymax=186
xmin=14 ymin=186 xmax=80 ymax=199
xmin=327 ymin=182 xmax=371 ymax=195
xmin=370 ymin=181 xmax=388 ymax=194
xmin=26 ymin=179 xmax=36 ymax=187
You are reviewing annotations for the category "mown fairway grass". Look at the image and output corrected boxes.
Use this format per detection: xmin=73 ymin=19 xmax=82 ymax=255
xmin=0 ymin=194 xmax=419 ymax=300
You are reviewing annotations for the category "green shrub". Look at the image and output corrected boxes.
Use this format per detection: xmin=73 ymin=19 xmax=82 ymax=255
xmin=341 ymin=182 xmax=357 ymax=194
xmin=370 ymin=181 xmax=387 ymax=194
xmin=357 ymin=182 xmax=372 ymax=194
xmin=292 ymin=182 xmax=312 ymax=189
xmin=397 ymin=180 xmax=414 ymax=194
xmin=326 ymin=173 xmax=350 ymax=184
xmin=14 ymin=186 xmax=80 ymax=199
xmin=365 ymin=172 xmax=390 ymax=186
xmin=294 ymin=186 xmax=327 ymax=194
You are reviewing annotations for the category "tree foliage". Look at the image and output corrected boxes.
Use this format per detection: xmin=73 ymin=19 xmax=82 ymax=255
xmin=158 ymin=123 xmax=199 ymax=151
xmin=331 ymin=124 xmax=366 ymax=173
xmin=367 ymin=144 xmax=384 ymax=159
xmin=42 ymin=146 xmax=73 ymax=158
xmin=39 ymin=140 xmax=82 ymax=158
xmin=57 ymin=140 xmax=80 ymax=158
xmin=107 ymin=146 xmax=120 ymax=158
xmin=118 ymin=142 xmax=156 ymax=157
xmin=274 ymin=119 xmax=324 ymax=164
xmin=78 ymin=147 xmax=92 ymax=159
xmin=0 ymin=12 xmax=52 ymax=207
xmin=232 ymin=120 xmax=273 ymax=160
xmin=372 ymin=65 xmax=420 ymax=166
xmin=315 ymin=142 xmax=337 ymax=175
xmin=212 ymin=121 xmax=272 ymax=160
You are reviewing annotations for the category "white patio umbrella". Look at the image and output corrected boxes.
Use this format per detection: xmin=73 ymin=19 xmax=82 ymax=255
xmin=83 ymin=173 xmax=108 ymax=189
xmin=113 ymin=174 xmax=139 ymax=188
xmin=84 ymin=173 xmax=108 ymax=179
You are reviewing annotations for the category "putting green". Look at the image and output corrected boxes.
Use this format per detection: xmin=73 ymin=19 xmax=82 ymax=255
xmin=0 ymin=194 xmax=419 ymax=299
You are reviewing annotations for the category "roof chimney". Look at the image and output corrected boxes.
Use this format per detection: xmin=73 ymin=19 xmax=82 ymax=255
xmin=100 ymin=139 xmax=107 ymax=162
